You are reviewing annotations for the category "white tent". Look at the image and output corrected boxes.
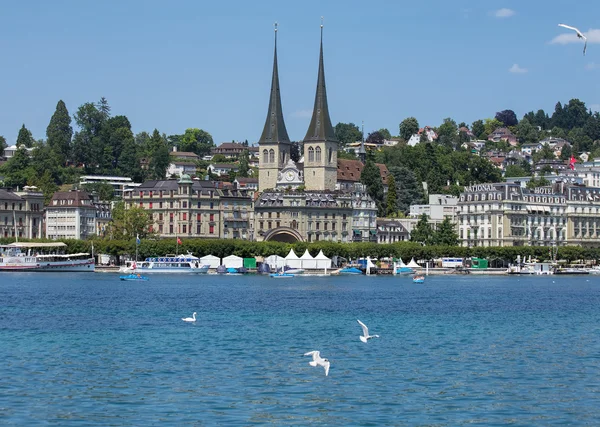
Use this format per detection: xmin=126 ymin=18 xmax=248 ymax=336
xmin=265 ymin=255 xmax=285 ymax=270
xmin=407 ymin=258 xmax=420 ymax=268
xmin=314 ymin=250 xmax=332 ymax=269
xmin=300 ymin=249 xmax=317 ymax=269
xmin=285 ymin=249 xmax=302 ymax=269
xmin=199 ymin=254 xmax=221 ymax=268
xmin=222 ymin=255 xmax=243 ymax=268
xmin=397 ymin=258 xmax=407 ymax=267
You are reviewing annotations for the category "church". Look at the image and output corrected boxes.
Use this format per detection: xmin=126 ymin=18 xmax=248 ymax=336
xmin=254 ymin=24 xmax=377 ymax=244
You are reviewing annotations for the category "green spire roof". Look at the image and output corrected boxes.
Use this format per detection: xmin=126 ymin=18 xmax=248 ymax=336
xmin=259 ymin=24 xmax=291 ymax=145
xmin=303 ymin=24 xmax=337 ymax=143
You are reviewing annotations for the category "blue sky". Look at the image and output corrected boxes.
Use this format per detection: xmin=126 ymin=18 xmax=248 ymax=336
xmin=1 ymin=0 xmax=599 ymax=146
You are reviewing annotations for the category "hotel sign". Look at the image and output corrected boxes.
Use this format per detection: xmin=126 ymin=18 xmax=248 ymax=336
xmin=464 ymin=184 xmax=495 ymax=192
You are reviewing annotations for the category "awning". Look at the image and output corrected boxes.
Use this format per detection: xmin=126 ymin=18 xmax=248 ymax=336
xmin=353 ymin=229 xmax=361 ymax=235
xmin=369 ymin=230 xmax=377 ymax=235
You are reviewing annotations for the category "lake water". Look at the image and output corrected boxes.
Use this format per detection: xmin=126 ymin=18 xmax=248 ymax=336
xmin=1 ymin=273 xmax=600 ymax=425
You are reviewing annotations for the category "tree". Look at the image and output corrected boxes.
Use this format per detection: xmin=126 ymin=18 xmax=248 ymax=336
xmin=386 ymin=174 xmax=397 ymax=217
xmin=378 ymin=128 xmax=392 ymax=140
xmin=334 ymin=122 xmax=362 ymax=146
xmin=338 ymin=150 xmax=358 ymax=160
xmin=399 ymin=117 xmax=419 ymax=141
xmin=505 ymin=164 xmax=529 ymax=177
xmin=290 ymin=141 xmax=302 ymax=162
xmin=434 ymin=217 xmax=458 ymax=246
xmin=436 ymin=118 xmax=458 ymax=148
xmin=410 ymin=213 xmax=434 ymax=245
xmin=72 ymin=101 xmax=107 ymax=169
xmin=471 ymin=119 xmax=485 ymax=139
xmin=483 ymin=118 xmax=503 ymax=136
xmin=388 ymin=166 xmax=423 ymax=213
xmin=116 ymin=128 xmax=139 ymax=178
xmin=366 ymin=131 xmax=385 ymax=145
xmin=360 ymin=159 xmax=384 ymax=215
xmin=179 ymin=128 xmax=214 ymax=156
xmin=495 ymin=109 xmax=518 ymax=127
xmin=211 ymin=154 xmax=227 ymax=163
xmin=148 ymin=130 xmax=171 ymax=180
xmin=0 ymin=135 xmax=6 ymax=156
xmin=238 ymin=149 xmax=250 ymax=177
xmin=97 ymin=96 xmax=111 ymax=120
xmin=16 ymin=124 xmax=34 ymax=148
xmin=46 ymin=100 xmax=73 ymax=165
xmin=516 ymin=118 xmax=539 ymax=144
xmin=106 ymin=201 xmax=153 ymax=240
xmin=82 ymin=182 xmax=115 ymax=201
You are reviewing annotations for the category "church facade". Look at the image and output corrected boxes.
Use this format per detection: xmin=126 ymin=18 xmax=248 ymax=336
xmin=255 ymin=24 xmax=376 ymax=243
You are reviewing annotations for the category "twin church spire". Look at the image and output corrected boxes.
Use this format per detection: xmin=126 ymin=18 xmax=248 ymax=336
xmin=258 ymin=21 xmax=338 ymax=192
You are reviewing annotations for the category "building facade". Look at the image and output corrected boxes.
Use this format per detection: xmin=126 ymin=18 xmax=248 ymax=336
xmin=0 ymin=187 xmax=44 ymax=239
xmin=46 ymin=190 xmax=97 ymax=240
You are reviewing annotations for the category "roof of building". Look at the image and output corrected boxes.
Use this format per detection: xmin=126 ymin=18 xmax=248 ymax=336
xmin=236 ymin=177 xmax=258 ymax=184
xmin=258 ymin=28 xmax=291 ymax=146
xmin=376 ymin=164 xmax=390 ymax=185
xmin=169 ymin=151 xmax=199 ymax=158
xmin=209 ymin=163 xmax=238 ymax=169
xmin=303 ymin=27 xmax=337 ymax=143
xmin=337 ymin=159 xmax=390 ymax=185
xmin=0 ymin=189 xmax=24 ymax=201
xmin=214 ymin=142 xmax=246 ymax=151
xmin=50 ymin=190 xmax=94 ymax=207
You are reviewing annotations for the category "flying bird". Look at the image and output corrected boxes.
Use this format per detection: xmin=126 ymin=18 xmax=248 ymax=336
xmin=558 ymin=23 xmax=587 ymax=55
xmin=357 ymin=319 xmax=380 ymax=343
xmin=182 ymin=312 xmax=197 ymax=322
xmin=304 ymin=350 xmax=330 ymax=376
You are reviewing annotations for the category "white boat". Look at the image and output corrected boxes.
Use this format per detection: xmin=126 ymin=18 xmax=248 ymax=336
xmin=0 ymin=242 xmax=95 ymax=272
xmin=120 ymin=253 xmax=209 ymax=274
xmin=284 ymin=268 xmax=305 ymax=274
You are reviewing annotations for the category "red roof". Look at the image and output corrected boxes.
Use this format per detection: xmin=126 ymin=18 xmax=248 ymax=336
xmin=337 ymin=159 xmax=389 ymax=185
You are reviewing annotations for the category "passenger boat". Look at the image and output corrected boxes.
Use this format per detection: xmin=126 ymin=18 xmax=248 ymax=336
xmin=120 ymin=273 xmax=149 ymax=281
xmin=0 ymin=242 xmax=95 ymax=272
xmin=270 ymin=272 xmax=295 ymax=278
xmin=120 ymin=253 xmax=209 ymax=274
xmin=413 ymin=275 xmax=425 ymax=283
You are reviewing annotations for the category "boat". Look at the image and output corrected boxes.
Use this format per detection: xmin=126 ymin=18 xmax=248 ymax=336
xmin=270 ymin=272 xmax=295 ymax=278
xmin=120 ymin=253 xmax=209 ymax=274
xmin=413 ymin=275 xmax=425 ymax=283
xmin=335 ymin=266 xmax=363 ymax=275
xmin=0 ymin=242 xmax=95 ymax=272
xmin=284 ymin=266 xmax=305 ymax=274
xmin=120 ymin=273 xmax=149 ymax=281
xmin=507 ymin=262 xmax=553 ymax=275
xmin=395 ymin=258 xmax=415 ymax=275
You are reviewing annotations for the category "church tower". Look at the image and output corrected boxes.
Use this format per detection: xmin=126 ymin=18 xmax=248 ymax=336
xmin=303 ymin=22 xmax=338 ymax=191
xmin=258 ymin=23 xmax=291 ymax=192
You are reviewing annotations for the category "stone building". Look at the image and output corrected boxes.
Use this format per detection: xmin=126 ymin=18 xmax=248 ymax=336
xmin=0 ymin=186 xmax=44 ymax=239
xmin=46 ymin=190 xmax=97 ymax=240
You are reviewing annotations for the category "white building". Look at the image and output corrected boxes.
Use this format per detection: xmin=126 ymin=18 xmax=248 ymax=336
xmin=2 ymin=144 xmax=35 ymax=159
xmin=80 ymin=175 xmax=140 ymax=199
xmin=166 ymin=162 xmax=197 ymax=178
xmin=410 ymin=194 xmax=459 ymax=222
xmin=46 ymin=190 xmax=97 ymax=240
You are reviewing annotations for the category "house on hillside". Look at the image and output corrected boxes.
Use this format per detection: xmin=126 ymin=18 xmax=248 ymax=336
xmin=336 ymin=159 xmax=389 ymax=192
xmin=167 ymin=162 xmax=197 ymax=178
xmin=407 ymin=126 xmax=437 ymax=146
xmin=488 ymin=127 xmax=518 ymax=146
xmin=207 ymin=163 xmax=239 ymax=177
xmin=170 ymin=151 xmax=200 ymax=161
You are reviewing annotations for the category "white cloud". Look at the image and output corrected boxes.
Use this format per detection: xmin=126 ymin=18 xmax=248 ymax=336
xmin=550 ymin=28 xmax=600 ymax=45
xmin=494 ymin=8 xmax=515 ymax=18
xmin=509 ymin=63 xmax=528 ymax=74
xmin=291 ymin=109 xmax=312 ymax=118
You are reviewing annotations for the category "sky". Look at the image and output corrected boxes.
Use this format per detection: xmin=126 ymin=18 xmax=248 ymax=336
xmin=1 ymin=0 xmax=599 ymax=146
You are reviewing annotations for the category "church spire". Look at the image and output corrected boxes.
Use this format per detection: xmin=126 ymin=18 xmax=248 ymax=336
xmin=303 ymin=18 xmax=336 ymax=142
xmin=259 ymin=22 xmax=290 ymax=145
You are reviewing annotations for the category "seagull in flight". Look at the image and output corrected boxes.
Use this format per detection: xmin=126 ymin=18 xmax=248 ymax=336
xmin=304 ymin=351 xmax=330 ymax=376
xmin=558 ymin=23 xmax=588 ymax=55
xmin=357 ymin=319 xmax=379 ymax=343
xmin=182 ymin=312 xmax=197 ymax=322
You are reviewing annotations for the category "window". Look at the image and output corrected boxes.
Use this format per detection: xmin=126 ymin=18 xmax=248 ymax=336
xmin=169 ymin=224 xmax=173 ymax=234
xmin=316 ymin=222 xmax=320 ymax=230
xmin=324 ymin=223 xmax=328 ymax=231
xmin=328 ymin=147 xmax=333 ymax=163
xmin=315 ymin=147 xmax=321 ymax=162
xmin=259 ymin=221 xmax=264 ymax=230
xmin=197 ymin=213 xmax=201 ymax=221
xmin=183 ymin=213 xmax=187 ymax=221
xmin=263 ymin=149 xmax=268 ymax=164
xmin=308 ymin=146 xmax=314 ymax=162
xmin=268 ymin=221 xmax=272 ymax=229
xmin=210 ymin=214 xmax=214 ymax=221
xmin=159 ymin=213 xmax=163 ymax=221
xmin=170 ymin=201 xmax=174 ymax=208
xmin=149 ymin=202 xmax=153 ymax=209
xmin=182 ymin=201 xmax=187 ymax=208
xmin=159 ymin=202 xmax=163 ymax=208
xmin=210 ymin=202 xmax=214 ymax=209
xmin=276 ymin=221 xmax=280 ymax=228
xmin=197 ymin=202 xmax=201 ymax=208
xmin=169 ymin=213 xmax=174 ymax=222
xmin=197 ymin=224 xmax=201 ymax=234
xmin=209 ymin=225 xmax=214 ymax=234
xmin=269 ymin=149 xmax=275 ymax=163
xmin=182 ymin=225 xmax=187 ymax=233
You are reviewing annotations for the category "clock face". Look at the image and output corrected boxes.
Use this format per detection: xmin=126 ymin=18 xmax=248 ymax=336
xmin=286 ymin=171 xmax=295 ymax=181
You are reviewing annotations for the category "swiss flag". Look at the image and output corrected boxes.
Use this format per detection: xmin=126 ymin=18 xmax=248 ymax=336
xmin=177 ymin=237 xmax=182 ymax=245
xmin=569 ymin=156 xmax=577 ymax=170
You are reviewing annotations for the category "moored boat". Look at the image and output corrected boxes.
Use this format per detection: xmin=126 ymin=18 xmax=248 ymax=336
xmin=413 ymin=275 xmax=425 ymax=283
xmin=120 ymin=253 xmax=209 ymax=274
xmin=270 ymin=272 xmax=295 ymax=278
xmin=120 ymin=273 xmax=149 ymax=281
xmin=0 ymin=242 xmax=95 ymax=272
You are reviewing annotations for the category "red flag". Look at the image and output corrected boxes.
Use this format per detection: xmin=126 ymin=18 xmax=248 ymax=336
xmin=569 ymin=156 xmax=576 ymax=170
xmin=177 ymin=237 xmax=182 ymax=245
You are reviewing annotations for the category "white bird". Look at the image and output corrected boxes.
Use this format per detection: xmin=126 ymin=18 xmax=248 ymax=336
xmin=182 ymin=312 xmax=197 ymax=322
xmin=357 ymin=319 xmax=379 ymax=343
xmin=304 ymin=350 xmax=330 ymax=376
xmin=558 ymin=23 xmax=587 ymax=55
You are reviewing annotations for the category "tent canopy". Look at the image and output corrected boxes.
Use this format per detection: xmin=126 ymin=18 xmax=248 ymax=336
xmin=285 ymin=249 xmax=299 ymax=259
xmin=299 ymin=249 xmax=317 ymax=269
xmin=199 ymin=254 xmax=221 ymax=268
xmin=407 ymin=258 xmax=420 ymax=268
xmin=222 ymin=255 xmax=243 ymax=268
xmin=265 ymin=255 xmax=286 ymax=269
xmin=314 ymin=250 xmax=332 ymax=269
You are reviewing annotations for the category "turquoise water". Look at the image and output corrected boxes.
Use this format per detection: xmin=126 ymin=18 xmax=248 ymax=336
xmin=1 ymin=273 xmax=600 ymax=425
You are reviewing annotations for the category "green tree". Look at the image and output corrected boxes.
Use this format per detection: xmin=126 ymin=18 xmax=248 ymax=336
xmin=46 ymin=100 xmax=73 ymax=165
xmin=410 ymin=213 xmax=434 ymax=245
xmin=471 ymin=119 xmax=485 ymax=139
xmin=495 ymin=109 xmax=518 ymax=127
xmin=436 ymin=118 xmax=458 ymax=148
xmin=378 ymin=128 xmax=392 ymax=140
xmin=117 ymin=127 xmax=139 ymax=178
xmin=212 ymin=154 xmax=227 ymax=163
xmin=238 ymin=149 xmax=250 ymax=177
xmin=399 ymin=117 xmax=419 ymax=141
xmin=483 ymin=118 xmax=503 ymax=136
xmin=505 ymin=164 xmax=529 ymax=177
xmin=386 ymin=173 xmax=398 ymax=217
xmin=82 ymin=182 xmax=115 ymax=201
xmin=516 ymin=118 xmax=539 ymax=144
xmin=106 ymin=201 xmax=153 ymax=240
xmin=16 ymin=124 xmax=34 ymax=148
xmin=147 ymin=130 xmax=170 ymax=180
xmin=388 ymin=166 xmax=423 ymax=213
xmin=334 ymin=122 xmax=362 ymax=146
xmin=338 ymin=150 xmax=358 ymax=160
xmin=72 ymin=101 xmax=107 ymax=170
xmin=360 ymin=159 xmax=384 ymax=215
xmin=179 ymin=128 xmax=214 ymax=156
xmin=434 ymin=217 xmax=458 ymax=246
xmin=0 ymin=135 xmax=6 ymax=156
xmin=366 ymin=131 xmax=385 ymax=145
xmin=0 ymin=146 xmax=34 ymax=188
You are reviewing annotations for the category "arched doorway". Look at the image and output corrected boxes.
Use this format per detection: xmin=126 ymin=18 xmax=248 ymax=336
xmin=263 ymin=226 xmax=304 ymax=243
